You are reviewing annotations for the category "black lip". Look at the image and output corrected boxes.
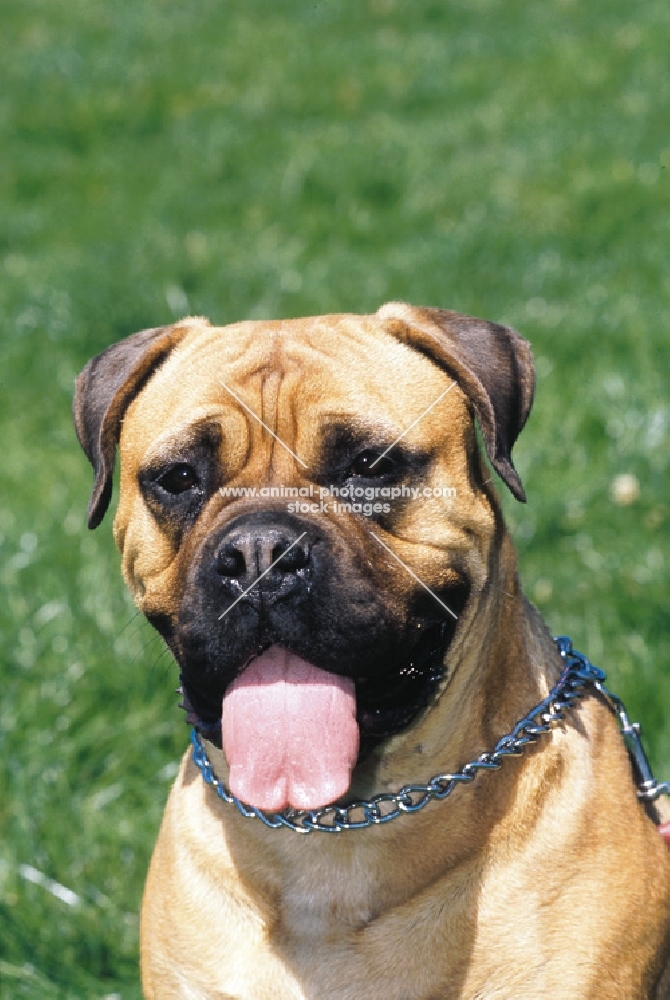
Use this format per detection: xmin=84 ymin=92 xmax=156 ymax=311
xmin=355 ymin=620 xmax=452 ymax=750
xmin=178 ymin=588 xmax=467 ymax=756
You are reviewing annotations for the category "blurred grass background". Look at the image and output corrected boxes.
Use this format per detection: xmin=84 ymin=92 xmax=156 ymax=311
xmin=0 ymin=0 xmax=668 ymax=995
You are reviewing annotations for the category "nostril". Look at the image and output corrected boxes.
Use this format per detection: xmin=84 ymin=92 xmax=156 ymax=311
xmin=274 ymin=542 xmax=310 ymax=573
xmin=215 ymin=544 xmax=246 ymax=578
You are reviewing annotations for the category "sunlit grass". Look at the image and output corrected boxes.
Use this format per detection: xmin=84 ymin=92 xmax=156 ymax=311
xmin=1 ymin=0 xmax=668 ymax=995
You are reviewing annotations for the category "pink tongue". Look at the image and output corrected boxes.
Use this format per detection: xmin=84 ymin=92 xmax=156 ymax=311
xmin=221 ymin=646 xmax=359 ymax=811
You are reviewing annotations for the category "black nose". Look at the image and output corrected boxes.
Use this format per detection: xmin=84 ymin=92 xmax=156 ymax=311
xmin=214 ymin=519 xmax=311 ymax=607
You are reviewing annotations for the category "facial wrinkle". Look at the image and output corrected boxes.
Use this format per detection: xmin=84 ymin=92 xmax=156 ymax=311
xmin=260 ymin=367 xmax=284 ymax=478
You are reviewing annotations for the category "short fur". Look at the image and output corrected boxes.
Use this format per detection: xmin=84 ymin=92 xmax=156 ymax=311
xmin=74 ymin=304 xmax=670 ymax=999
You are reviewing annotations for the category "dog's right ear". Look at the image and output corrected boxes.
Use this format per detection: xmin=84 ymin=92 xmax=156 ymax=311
xmin=73 ymin=324 xmax=191 ymax=529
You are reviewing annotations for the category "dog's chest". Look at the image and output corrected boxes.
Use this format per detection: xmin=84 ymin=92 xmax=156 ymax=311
xmin=277 ymin=865 xmax=377 ymax=942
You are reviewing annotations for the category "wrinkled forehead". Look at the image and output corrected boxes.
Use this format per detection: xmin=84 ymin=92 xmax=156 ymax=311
xmin=124 ymin=313 xmax=465 ymax=436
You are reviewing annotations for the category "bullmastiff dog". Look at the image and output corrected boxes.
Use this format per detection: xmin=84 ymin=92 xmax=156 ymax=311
xmin=74 ymin=303 xmax=670 ymax=999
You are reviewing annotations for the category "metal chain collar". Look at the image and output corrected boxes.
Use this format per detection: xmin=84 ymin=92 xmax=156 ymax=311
xmin=190 ymin=636 xmax=670 ymax=834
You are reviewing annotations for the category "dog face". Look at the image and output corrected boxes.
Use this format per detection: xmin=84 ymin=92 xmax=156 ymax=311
xmin=74 ymin=304 xmax=534 ymax=811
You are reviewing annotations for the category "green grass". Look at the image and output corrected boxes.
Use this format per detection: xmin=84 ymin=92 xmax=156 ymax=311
xmin=1 ymin=0 xmax=668 ymax=995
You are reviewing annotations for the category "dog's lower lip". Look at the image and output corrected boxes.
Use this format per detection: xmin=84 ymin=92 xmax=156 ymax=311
xmin=354 ymin=622 xmax=451 ymax=745
xmin=180 ymin=622 xmax=454 ymax=756
xmin=180 ymin=584 xmax=468 ymax=752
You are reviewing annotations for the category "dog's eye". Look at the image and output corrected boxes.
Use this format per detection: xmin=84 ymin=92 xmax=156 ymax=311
xmin=349 ymin=450 xmax=396 ymax=477
xmin=156 ymin=464 xmax=199 ymax=494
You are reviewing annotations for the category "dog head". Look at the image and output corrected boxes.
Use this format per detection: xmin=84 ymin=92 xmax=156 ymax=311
xmin=74 ymin=304 xmax=534 ymax=811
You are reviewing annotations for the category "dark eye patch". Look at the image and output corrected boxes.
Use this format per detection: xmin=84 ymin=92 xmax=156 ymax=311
xmin=139 ymin=423 xmax=221 ymax=534
xmin=315 ymin=421 xmax=427 ymax=485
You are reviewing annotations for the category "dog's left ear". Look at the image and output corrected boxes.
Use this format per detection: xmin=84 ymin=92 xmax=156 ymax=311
xmin=378 ymin=303 xmax=535 ymax=502
xmin=73 ymin=322 xmax=195 ymax=529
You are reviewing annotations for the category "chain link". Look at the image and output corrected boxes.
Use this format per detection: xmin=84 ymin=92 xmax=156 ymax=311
xmin=190 ymin=636 xmax=669 ymax=834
